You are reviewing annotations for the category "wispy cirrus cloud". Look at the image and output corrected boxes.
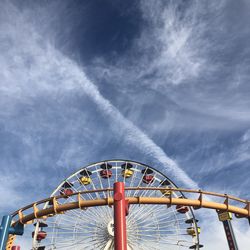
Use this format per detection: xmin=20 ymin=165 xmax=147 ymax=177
xmin=88 ymin=0 xmax=250 ymax=132
xmin=1 ymin=1 xmax=250 ymax=249
xmin=138 ymin=0 xmax=250 ymax=125
xmin=0 ymin=0 xmax=198 ymax=218
xmin=137 ymin=0 xmax=208 ymax=85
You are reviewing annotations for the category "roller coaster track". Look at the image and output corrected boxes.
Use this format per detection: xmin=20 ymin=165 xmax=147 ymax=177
xmin=11 ymin=187 xmax=250 ymax=226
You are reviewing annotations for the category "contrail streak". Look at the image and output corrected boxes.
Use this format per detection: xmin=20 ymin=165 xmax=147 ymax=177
xmin=0 ymin=1 xmax=198 ymax=189
xmin=65 ymin=59 xmax=198 ymax=188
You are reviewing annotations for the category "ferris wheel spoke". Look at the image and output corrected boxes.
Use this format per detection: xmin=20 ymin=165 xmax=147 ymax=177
xmin=135 ymin=212 xmax=186 ymax=229
xmin=69 ymin=198 xmax=110 ymax=225
xmin=48 ymin=232 xmax=107 ymax=248
xmin=91 ymin=237 xmax=109 ymax=249
xmin=128 ymin=183 xmax=167 ymax=218
xmin=74 ymin=174 xmax=99 ymax=203
xmin=45 ymin=225 xmax=96 ymax=234
xmin=45 ymin=218 xmax=111 ymax=247
xmin=61 ymin=184 xmax=106 ymax=221
xmin=126 ymin=165 xmax=139 ymax=197
xmin=128 ymin=184 xmax=163 ymax=219
xmin=132 ymin=168 xmax=149 ymax=197
xmin=151 ymin=212 xmax=186 ymax=223
xmin=129 ymin=204 xmax=162 ymax=223
xmin=136 ymin=229 xmax=189 ymax=236
xmin=131 ymin=200 xmax=182 ymax=224
xmin=94 ymin=165 xmax=107 ymax=198
xmin=82 ymin=235 xmax=108 ymax=246
xmin=89 ymin=172 xmax=104 ymax=201
xmin=75 ymin=210 xmax=105 ymax=226
xmin=84 ymin=167 xmax=102 ymax=201
xmin=114 ymin=162 xmax=118 ymax=183
xmin=107 ymin=171 xmax=112 ymax=192
xmin=57 ymin=209 xmax=102 ymax=227
xmin=44 ymin=227 xmax=98 ymax=236
xmin=47 ymin=218 xmax=99 ymax=239
xmin=141 ymin=178 xmax=166 ymax=198
xmin=92 ymin=166 xmax=114 ymax=220
xmin=46 ymin=236 xmax=90 ymax=248
xmin=138 ymin=235 xmax=190 ymax=245
xmin=129 ymin=223 xmax=186 ymax=243
xmin=138 ymin=176 xmax=158 ymax=197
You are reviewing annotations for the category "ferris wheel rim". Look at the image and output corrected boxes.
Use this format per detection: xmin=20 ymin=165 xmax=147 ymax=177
xmin=50 ymin=159 xmax=200 ymax=244
xmin=20 ymin=159 xmax=202 ymax=250
xmin=51 ymin=159 xmax=190 ymax=196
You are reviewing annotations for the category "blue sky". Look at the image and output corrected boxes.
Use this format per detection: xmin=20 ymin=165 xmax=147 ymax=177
xmin=1 ymin=0 xmax=250 ymax=248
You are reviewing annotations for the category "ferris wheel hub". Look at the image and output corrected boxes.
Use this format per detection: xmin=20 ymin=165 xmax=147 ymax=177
xmin=107 ymin=220 xmax=114 ymax=237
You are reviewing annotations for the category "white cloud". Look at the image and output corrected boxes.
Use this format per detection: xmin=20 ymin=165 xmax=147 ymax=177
xmin=137 ymin=0 xmax=250 ymax=125
xmin=1 ymin=1 xmax=250 ymax=249
xmin=136 ymin=0 xmax=210 ymax=85
xmin=0 ymin=174 xmax=23 ymax=210
xmin=195 ymin=129 xmax=250 ymax=178
xmin=89 ymin=0 xmax=250 ymax=132
xmin=0 ymin=1 xmax=198 ymax=202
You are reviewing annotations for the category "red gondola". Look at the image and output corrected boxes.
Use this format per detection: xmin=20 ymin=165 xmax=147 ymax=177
xmin=11 ymin=247 xmax=20 ymax=250
xmin=32 ymin=231 xmax=47 ymax=241
xmin=176 ymin=204 xmax=189 ymax=213
xmin=60 ymin=182 xmax=74 ymax=197
xmin=100 ymin=163 xmax=112 ymax=178
xmin=143 ymin=175 xmax=154 ymax=184
xmin=141 ymin=168 xmax=154 ymax=184
xmin=60 ymin=188 xmax=74 ymax=196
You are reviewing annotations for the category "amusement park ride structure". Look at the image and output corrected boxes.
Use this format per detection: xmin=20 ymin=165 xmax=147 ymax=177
xmin=0 ymin=160 xmax=249 ymax=250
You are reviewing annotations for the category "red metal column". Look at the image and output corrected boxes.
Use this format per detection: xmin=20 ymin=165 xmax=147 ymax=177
xmin=217 ymin=211 xmax=238 ymax=250
xmin=222 ymin=220 xmax=239 ymax=250
xmin=114 ymin=182 xmax=127 ymax=250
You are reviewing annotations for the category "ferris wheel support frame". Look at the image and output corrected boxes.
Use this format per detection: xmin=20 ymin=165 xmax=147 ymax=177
xmin=0 ymin=215 xmax=23 ymax=250
xmin=2 ymin=186 xmax=250 ymax=250
xmin=11 ymin=187 xmax=250 ymax=225
xmin=222 ymin=220 xmax=238 ymax=250
xmin=114 ymin=182 xmax=127 ymax=250
xmin=217 ymin=211 xmax=239 ymax=250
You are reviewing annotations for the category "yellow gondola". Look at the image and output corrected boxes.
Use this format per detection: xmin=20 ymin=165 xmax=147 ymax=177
xmin=79 ymin=176 xmax=92 ymax=185
xmin=187 ymin=227 xmax=201 ymax=237
xmin=160 ymin=187 xmax=172 ymax=196
xmin=79 ymin=169 xmax=92 ymax=185
xmin=121 ymin=169 xmax=134 ymax=178
xmin=121 ymin=162 xmax=134 ymax=178
xmin=160 ymin=180 xmax=172 ymax=197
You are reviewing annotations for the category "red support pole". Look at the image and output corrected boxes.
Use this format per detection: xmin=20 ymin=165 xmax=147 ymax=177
xmin=114 ymin=182 xmax=127 ymax=250
xmin=11 ymin=247 xmax=21 ymax=250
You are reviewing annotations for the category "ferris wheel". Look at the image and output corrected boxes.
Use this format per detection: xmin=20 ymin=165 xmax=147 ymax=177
xmin=31 ymin=160 xmax=202 ymax=250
